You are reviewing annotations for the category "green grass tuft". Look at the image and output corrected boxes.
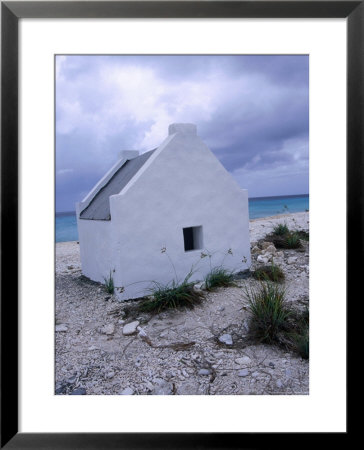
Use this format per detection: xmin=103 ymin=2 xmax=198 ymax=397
xmin=272 ymin=223 xmax=289 ymax=236
xmin=139 ymin=277 xmax=204 ymax=313
xmin=253 ymin=263 xmax=285 ymax=283
xmin=295 ymin=230 xmax=309 ymax=241
xmin=269 ymin=232 xmax=302 ymax=249
xmin=103 ymin=271 xmax=115 ymax=294
xmin=204 ymin=267 xmax=235 ymax=290
xmin=244 ymin=282 xmax=290 ymax=343
xmin=293 ymin=330 xmax=309 ymax=359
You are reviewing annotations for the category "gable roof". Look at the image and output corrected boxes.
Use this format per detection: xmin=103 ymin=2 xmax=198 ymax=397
xmin=79 ymin=149 xmax=156 ymax=221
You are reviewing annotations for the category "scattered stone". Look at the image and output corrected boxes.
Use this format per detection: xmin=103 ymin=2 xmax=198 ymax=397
xmin=67 ymin=374 xmax=77 ymax=384
xmin=257 ymin=255 xmax=269 ymax=264
xmin=265 ymin=244 xmax=276 ymax=254
xmin=120 ymin=387 xmax=134 ymax=395
xmin=235 ymin=356 xmax=251 ymax=365
xmin=99 ymin=323 xmax=115 ymax=335
xmin=198 ymin=368 xmax=211 ymax=376
xmin=238 ymin=369 xmax=249 ymax=377
xmin=251 ymin=371 xmax=260 ymax=378
xmin=287 ymin=257 xmax=297 ymax=265
xmin=122 ymin=321 xmax=140 ymax=336
xmin=153 ymin=378 xmax=173 ymax=395
xmin=251 ymin=245 xmax=261 ymax=254
xmin=118 ymin=319 xmax=125 ymax=325
xmin=242 ymin=320 xmax=250 ymax=333
xmin=67 ymin=265 xmax=74 ymax=270
xmin=56 ymin=324 xmax=68 ymax=332
xmin=106 ymin=371 xmax=115 ymax=379
xmin=193 ymin=282 xmax=205 ymax=292
xmin=217 ymin=306 xmax=225 ymax=312
xmin=137 ymin=327 xmax=152 ymax=344
xmin=70 ymin=387 xmax=86 ymax=395
xmin=276 ymin=379 xmax=283 ymax=388
xmin=55 ymin=383 xmax=68 ymax=394
xmin=88 ymin=345 xmax=98 ymax=351
xmin=218 ymin=334 xmax=233 ymax=346
xmin=260 ymin=241 xmax=270 ymax=250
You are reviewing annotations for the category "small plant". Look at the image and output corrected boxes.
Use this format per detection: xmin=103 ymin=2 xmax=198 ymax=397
xmin=253 ymin=262 xmax=285 ymax=283
xmin=204 ymin=267 xmax=235 ymax=290
xmin=139 ymin=273 xmax=203 ymax=313
xmin=295 ymin=230 xmax=309 ymax=241
xmin=273 ymin=223 xmax=289 ymax=236
xmin=291 ymin=307 xmax=309 ymax=358
xmin=284 ymin=233 xmax=302 ymax=249
xmin=269 ymin=232 xmax=302 ymax=249
xmin=244 ymin=281 xmax=290 ymax=343
xmin=293 ymin=330 xmax=309 ymax=359
xmin=103 ymin=270 xmax=115 ymax=294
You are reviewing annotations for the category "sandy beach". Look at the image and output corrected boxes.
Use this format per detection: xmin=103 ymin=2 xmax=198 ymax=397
xmin=56 ymin=211 xmax=309 ymax=395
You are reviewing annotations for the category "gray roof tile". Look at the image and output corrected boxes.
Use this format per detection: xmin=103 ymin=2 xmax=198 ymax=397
xmin=80 ymin=149 xmax=155 ymax=220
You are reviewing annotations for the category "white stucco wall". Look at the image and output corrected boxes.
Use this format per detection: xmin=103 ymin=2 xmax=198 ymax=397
xmin=77 ymin=123 xmax=251 ymax=300
xmin=76 ymin=202 xmax=113 ymax=283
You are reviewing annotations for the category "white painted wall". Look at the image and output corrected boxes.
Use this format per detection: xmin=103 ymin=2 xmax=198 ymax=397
xmin=76 ymin=202 xmax=113 ymax=283
xmin=77 ymin=124 xmax=251 ymax=300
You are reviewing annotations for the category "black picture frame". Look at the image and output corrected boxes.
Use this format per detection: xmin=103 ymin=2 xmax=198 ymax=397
xmin=1 ymin=1 xmax=358 ymax=448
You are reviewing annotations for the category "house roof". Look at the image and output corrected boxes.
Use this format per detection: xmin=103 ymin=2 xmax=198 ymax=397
xmin=79 ymin=149 xmax=156 ymax=220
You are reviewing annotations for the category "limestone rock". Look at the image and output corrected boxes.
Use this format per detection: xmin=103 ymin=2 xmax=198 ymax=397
xmin=153 ymin=378 xmax=173 ymax=395
xmin=99 ymin=323 xmax=115 ymax=335
xmin=120 ymin=387 xmax=134 ymax=395
xmin=218 ymin=334 xmax=233 ymax=346
xmin=56 ymin=324 xmax=68 ymax=332
xmin=257 ymin=255 xmax=269 ymax=264
xmin=70 ymin=387 xmax=86 ymax=395
xmin=122 ymin=321 xmax=140 ymax=336
xmin=235 ymin=356 xmax=251 ymax=366
xmin=265 ymin=244 xmax=276 ymax=255
xmin=198 ymin=368 xmax=211 ymax=376
xmin=238 ymin=369 xmax=249 ymax=377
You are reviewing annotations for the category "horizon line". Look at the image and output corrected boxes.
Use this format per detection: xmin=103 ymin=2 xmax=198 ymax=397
xmin=56 ymin=192 xmax=309 ymax=215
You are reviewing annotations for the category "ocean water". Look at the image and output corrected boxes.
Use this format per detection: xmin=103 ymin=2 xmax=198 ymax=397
xmin=248 ymin=194 xmax=309 ymax=220
xmin=56 ymin=194 xmax=309 ymax=243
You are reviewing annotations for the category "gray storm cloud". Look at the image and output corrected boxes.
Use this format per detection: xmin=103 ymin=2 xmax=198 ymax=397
xmin=56 ymin=55 xmax=308 ymax=212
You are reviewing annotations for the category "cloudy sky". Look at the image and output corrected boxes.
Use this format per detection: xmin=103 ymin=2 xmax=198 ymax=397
xmin=56 ymin=55 xmax=309 ymax=212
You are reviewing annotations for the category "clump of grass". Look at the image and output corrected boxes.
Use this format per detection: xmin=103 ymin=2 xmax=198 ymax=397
xmin=295 ymin=230 xmax=309 ymax=241
xmin=103 ymin=270 xmax=114 ymax=294
xmin=244 ymin=282 xmax=290 ymax=343
xmin=139 ymin=275 xmax=204 ymax=313
xmin=273 ymin=223 xmax=289 ymax=236
xmin=253 ymin=263 xmax=285 ymax=283
xmin=289 ymin=307 xmax=309 ymax=359
xmin=204 ymin=267 xmax=235 ymax=290
xmin=269 ymin=224 xmax=308 ymax=249
xmin=269 ymin=232 xmax=302 ymax=249
xmin=293 ymin=330 xmax=309 ymax=359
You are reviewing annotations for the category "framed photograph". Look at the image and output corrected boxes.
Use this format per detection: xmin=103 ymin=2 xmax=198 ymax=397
xmin=2 ymin=1 xmax=359 ymax=447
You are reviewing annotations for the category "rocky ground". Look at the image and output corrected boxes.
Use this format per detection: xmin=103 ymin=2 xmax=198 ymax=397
xmin=55 ymin=212 xmax=309 ymax=395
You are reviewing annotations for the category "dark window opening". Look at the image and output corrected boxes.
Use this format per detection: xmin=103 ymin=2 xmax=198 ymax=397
xmin=183 ymin=226 xmax=203 ymax=252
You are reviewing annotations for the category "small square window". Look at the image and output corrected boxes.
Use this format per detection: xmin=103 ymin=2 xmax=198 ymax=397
xmin=183 ymin=226 xmax=203 ymax=251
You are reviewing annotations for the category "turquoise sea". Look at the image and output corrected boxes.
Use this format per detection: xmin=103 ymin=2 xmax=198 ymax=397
xmin=56 ymin=194 xmax=309 ymax=243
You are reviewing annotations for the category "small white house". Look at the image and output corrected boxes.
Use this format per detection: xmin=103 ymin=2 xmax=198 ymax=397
xmin=76 ymin=123 xmax=251 ymax=300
